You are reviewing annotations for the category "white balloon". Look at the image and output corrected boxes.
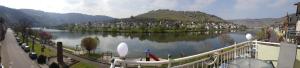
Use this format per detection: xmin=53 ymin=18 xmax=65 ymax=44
xmin=246 ymin=33 xmax=253 ymax=40
xmin=117 ymin=42 xmax=128 ymax=57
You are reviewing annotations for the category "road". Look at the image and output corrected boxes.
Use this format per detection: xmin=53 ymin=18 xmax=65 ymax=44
xmin=1 ymin=28 xmax=39 ymax=68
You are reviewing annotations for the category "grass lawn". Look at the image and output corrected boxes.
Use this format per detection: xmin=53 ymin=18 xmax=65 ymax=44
xmin=70 ymin=62 xmax=97 ymax=68
xmin=28 ymin=41 xmax=56 ymax=57
xmin=17 ymin=33 xmax=99 ymax=68
xmin=18 ymin=34 xmax=56 ymax=57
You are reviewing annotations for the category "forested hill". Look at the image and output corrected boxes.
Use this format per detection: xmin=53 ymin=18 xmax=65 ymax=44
xmin=0 ymin=6 xmax=114 ymax=27
xmin=134 ymin=9 xmax=228 ymax=23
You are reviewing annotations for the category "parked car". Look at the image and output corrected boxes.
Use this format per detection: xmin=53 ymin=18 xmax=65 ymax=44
xmin=16 ymin=37 xmax=20 ymax=42
xmin=21 ymin=43 xmax=27 ymax=49
xmin=29 ymin=52 xmax=37 ymax=60
xmin=18 ymin=42 xmax=24 ymax=46
xmin=21 ymin=43 xmax=30 ymax=52
xmin=24 ymin=46 xmax=30 ymax=53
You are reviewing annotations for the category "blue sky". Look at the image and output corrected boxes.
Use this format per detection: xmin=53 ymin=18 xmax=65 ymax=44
xmin=0 ymin=0 xmax=299 ymax=20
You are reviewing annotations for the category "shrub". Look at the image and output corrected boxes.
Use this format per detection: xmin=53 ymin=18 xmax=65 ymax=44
xmin=49 ymin=62 xmax=60 ymax=68
xmin=81 ymin=37 xmax=98 ymax=54
xmin=37 ymin=55 xmax=47 ymax=64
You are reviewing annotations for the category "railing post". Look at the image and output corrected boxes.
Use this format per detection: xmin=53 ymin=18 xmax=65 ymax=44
xmin=167 ymin=54 xmax=172 ymax=68
xmin=110 ymin=58 xmax=116 ymax=68
xmin=138 ymin=57 xmax=142 ymax=68
xmin=121 ymin=61 xmax=126 ymax=68
xmin=234 ymin=42 xmax=237 ymax=58
xmin=254 ymin=39 xmax=258 ymax=59
xmin=247 ymin=40 xmax=251 ymax=58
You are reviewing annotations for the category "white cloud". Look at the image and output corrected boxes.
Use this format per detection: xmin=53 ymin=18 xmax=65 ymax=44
xmin=234 ymin=0 xmax=271 ymax=11
xmin=269 ymin=0 xmax=289 ymax=7
xmin=229 ymin=0 xmax=295 ymax=19
xmin=187 ymin=0 xmax=216 ymax=11
xmin=234 ymin=0 xmax=292 ymax=12
xmin=0 ymin=0 xmax=217 ymax=18
xmin=0 ymin=0 xmax=69 ymax=13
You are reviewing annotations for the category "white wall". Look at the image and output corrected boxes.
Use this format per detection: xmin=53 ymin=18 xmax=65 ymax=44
xmin=296 ymin=20 xmax=300 ymax=31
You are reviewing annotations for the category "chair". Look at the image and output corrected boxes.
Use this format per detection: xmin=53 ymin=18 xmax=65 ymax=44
xmin=267 ymin=42 xmax=297 ymax=68
xmin=277 ymin=42 xmax=297 ymax=68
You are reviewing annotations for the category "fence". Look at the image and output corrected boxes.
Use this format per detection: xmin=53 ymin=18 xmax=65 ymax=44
xmin=111 ymin=40 xmax=261 ymax=68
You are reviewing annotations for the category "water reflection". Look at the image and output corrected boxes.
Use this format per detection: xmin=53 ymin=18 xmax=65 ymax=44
xmin=49 ymin=30 xmax=247 ymax=59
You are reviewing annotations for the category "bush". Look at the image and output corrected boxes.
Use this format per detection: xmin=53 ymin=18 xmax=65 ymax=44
xmin=37 ymin=55 xmax=47 ymax=64
xmin=49 ymin=62 xmax=60 ymax=68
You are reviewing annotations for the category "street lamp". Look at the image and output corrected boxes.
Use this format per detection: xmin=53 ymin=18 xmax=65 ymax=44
xmin=246 ymin=33 xmax=253 ymax=58
xmin=246 ymin=33 xmax=253 ymax=40
xmin=117 ymin=42 xmax=128 ymax=58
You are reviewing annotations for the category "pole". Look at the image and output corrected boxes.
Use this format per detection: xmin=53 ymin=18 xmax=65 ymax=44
xmin=110 ymin=58 xmax=116 ymax=68
xmin=167 ymin=54 xmax=172 ymax=68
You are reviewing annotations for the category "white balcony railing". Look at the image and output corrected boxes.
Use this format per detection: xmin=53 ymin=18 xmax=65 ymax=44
xmin=110 ymin=40 xmax=268 ymax=68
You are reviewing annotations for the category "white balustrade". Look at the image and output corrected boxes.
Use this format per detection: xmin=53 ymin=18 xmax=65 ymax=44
xmin=110 ymin=40 xmax=284 ymax=68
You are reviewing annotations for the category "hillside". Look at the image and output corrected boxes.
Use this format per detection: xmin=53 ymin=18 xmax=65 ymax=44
xmin=0 ymin=6 xmax=39 ymax=26
xmin=135 ymin=9 xmax=228 ymax=23
xmin=228 ymin=18 xmax=283 ymax=28
xmin=20 ymin=9 xmax=114 ymax=26
xmin=0 ymin=6 xmax=114 ymax=27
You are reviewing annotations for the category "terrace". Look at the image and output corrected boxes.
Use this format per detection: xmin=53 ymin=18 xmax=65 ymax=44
xmin=110 ymin=40 xmax=300 ymax=68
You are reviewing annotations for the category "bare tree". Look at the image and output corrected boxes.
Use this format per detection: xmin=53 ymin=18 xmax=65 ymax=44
xmin=13 ymin=18 xmax=32 ymax=43
xmin=0 ymin=17 xmax=7 ymax=41
xmin=81 ymin=37 xmax=98 ymax=54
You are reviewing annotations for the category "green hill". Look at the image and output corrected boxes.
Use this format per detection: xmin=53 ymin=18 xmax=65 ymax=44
xmin=135 ymin=9 xmax=227 ymax=23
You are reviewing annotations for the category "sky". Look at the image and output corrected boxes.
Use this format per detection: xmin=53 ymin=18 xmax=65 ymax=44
xmin=0 ymin=0 xmax=299 ymax=20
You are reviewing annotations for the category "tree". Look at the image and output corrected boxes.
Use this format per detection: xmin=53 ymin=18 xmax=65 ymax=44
xmin=0 ymin=17 xmax=6 ymax=41
xmin=81 ymin=37 xmax=98 ymax=54
xmin=26 ymin=28 xmax=35 ymax=52
xmin=40 ymin=31 xmax=52 ymax=44
xmin=13 ymin=18 xmax=31 ymax=43
xmin=49 ymin=62 xmax=60 ymax=68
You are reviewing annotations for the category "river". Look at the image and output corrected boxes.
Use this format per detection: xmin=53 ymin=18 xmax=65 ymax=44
xmin=40 ymin=28 xmax=255 ymax=59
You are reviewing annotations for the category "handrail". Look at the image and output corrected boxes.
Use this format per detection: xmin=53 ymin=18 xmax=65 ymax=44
xmin=254 ymin=41 xmax=280 ymax=45
xmin=112 ymin=40 xmax=299 ymax=68
xmin=114 ymin=41 xmax=250 ymax=65
xmin=253 ymin=41 xmax=300 ymax=48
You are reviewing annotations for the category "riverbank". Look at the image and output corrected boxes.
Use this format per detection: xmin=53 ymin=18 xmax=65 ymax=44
xmin=16 ymin=32 xmax=107 ymax=68
xmin=66 ymin=28 xmax=244 ymax=33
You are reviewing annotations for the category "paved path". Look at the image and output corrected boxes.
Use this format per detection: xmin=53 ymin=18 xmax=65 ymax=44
xmin=1 ymin=28 xmax=40 ymax=68
xmin=44 ymin=45 xmax=109 ymax=68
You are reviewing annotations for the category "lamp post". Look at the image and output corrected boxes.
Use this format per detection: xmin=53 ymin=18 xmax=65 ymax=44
xmin=246 ymin=33 xmax=253 ymax=58
xmin=246 ymin=33 xmax=253 ymax=41
xmin=246 ymin=33 xmax=253 ymax=68
xmin=117 ymin=42 xmax=128 ymax=59
xmin=117 ymin=42 xmax=128 ymax=68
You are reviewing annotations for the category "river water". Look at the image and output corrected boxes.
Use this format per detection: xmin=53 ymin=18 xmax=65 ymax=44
xmin=43 ymin=29 xmax=254 ymax=59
